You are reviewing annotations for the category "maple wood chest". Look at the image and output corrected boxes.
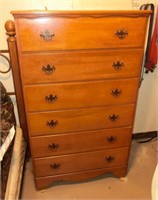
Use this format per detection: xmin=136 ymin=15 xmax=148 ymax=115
xmin=10 ymin=10 xmax=151 ymax=189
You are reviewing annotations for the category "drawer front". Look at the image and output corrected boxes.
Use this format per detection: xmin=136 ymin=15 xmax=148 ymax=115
xmin=17 ymin=17 xmax=147 ymax=52
xmin=20 ymin=49 xmax=143 ymax=84
xmin=34 ymin=147 xmax=129 ymax=177
xmin=28 ymin=104 xmax=135 ymax=136
xmin=25 ymin=79 xmax=138 ymax=112
xmin=31 ymin=127 xmax=132 ymax=158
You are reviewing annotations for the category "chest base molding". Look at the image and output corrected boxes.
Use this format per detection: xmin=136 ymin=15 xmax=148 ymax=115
xmin=35 ymin=165 xmax=127 ymax=190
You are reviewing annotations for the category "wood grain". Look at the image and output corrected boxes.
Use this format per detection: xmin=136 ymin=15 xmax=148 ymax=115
xmin=11 ymin=10 xmax=151 ymax=189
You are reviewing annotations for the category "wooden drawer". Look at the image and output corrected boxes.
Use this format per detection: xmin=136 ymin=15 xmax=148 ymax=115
xmin=25 ymin=78 xmax=138 ymax=112
xmin=28 ymin=104 xmax=135 ymax=136
xmin=20 ymin=49 xmax=143 ymax=84
xmin=31 ymin=127 xmax=132 ymax=158
xmin=35 ymin=165 xmax=128 ymax=189
xmin=34 ymin=147 xmax=129 ymax=177
xmin=17 ymin=16 xmax=147 ymax=52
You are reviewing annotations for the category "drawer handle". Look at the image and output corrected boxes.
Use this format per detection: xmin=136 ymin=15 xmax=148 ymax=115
xmin=48 ymin=143 xmax=60 ymax=150
xmin=40 ymin=30 xmax=55 ymax=41
xmin=105 ymin=156 xmax=115 ymax=162
xmin=107 ymin=136 xmax=116 ymax=143
xmin=45 ymin=94 xmax=58 ymax=103
xmin=108 ymin=114 xmax=119 ymax=122
xmin=42 ymin=64 xmax=55 ymax=74
xmin=111 ymin=89 xmax=122 ymax=97
xmin=50 ymin=163 xmax=61 ymax=169
xmin=112 ymin=61 xmax=124 ymax=70
xmin=46 ymin=120 xmax=58 ymax=128
xmin=115 ymin=29 xmax=128 ymax=39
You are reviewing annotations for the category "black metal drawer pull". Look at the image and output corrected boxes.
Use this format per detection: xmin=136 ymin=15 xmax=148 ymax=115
xmin=105 ymin=156 xmax=115 ymax=162
xmin=40 ymin=30 xmax=55 ymax=41
xmin=42 ymin=64 xmax=56 ymax=74
xmin=50 ymin=163 xmax=61 ymax=169
xmin=46 ymin=120 xmax=58 ymax=128
xmin=48 ymin=143 xmax=60 ymax=150
xmin=106 ymin=136 xmax=116 ymax=143
xmin=112 ymin=61 xmax=124 ymax=70
xmin=115 ymin=29 xmax=128 ymax=39
xmin=108 ymin=114 xmax=119 ymax=122
xmin=111 ymin=89 xmax=122 ymax=97
xmin=45 ymin=94 xmax=58 ymax=103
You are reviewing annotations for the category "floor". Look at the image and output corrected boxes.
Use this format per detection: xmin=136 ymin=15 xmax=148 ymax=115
xmin=21 ymin=139 xmax=157 ymax=200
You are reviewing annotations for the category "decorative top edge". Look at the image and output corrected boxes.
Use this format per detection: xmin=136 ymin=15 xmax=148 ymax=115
xmin=11 ymin=10 xmax=152 ymax=18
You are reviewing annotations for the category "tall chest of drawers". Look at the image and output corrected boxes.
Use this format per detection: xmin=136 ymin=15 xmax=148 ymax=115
xmin=10 ymin=10 xmax=151 ymax=189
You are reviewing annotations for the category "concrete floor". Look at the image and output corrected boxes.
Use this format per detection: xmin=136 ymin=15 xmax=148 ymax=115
xmin=21 ymin=139 xmax=157 ymax=200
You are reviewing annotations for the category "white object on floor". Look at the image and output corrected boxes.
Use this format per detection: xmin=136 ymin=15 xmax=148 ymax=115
xmin=5 ymin=126 xmax=27 ymax=200
xmin=151 ymin=164 xmax=158 ymax=200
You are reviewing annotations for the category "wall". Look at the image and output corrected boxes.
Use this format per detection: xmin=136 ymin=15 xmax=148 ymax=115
xmin=0 ymin=0 xmax=157 ymax=133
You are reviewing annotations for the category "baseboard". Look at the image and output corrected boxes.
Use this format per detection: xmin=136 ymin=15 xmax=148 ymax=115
xmin=132 ymin=131 xmax=158 ymax=140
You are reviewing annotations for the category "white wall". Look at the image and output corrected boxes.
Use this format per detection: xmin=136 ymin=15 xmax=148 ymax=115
xmin=0 ymin=0 xmax=157 ymax=132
